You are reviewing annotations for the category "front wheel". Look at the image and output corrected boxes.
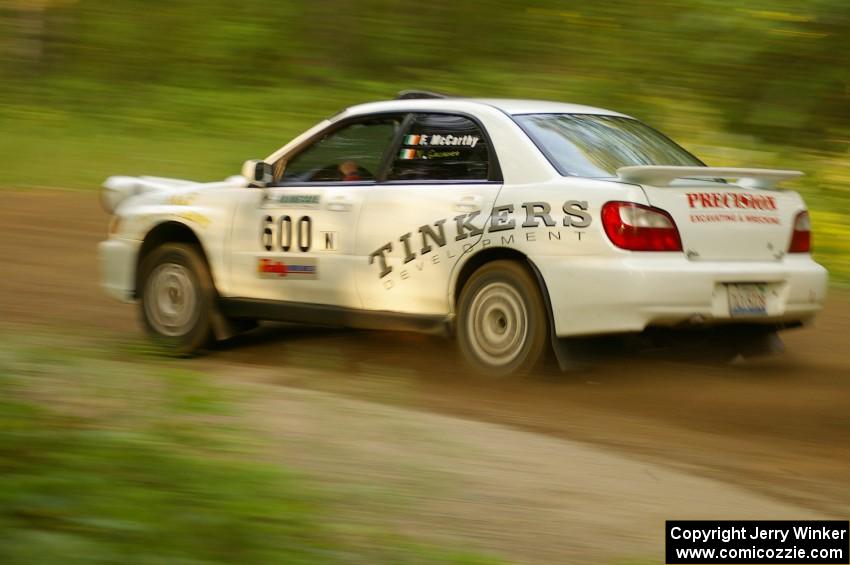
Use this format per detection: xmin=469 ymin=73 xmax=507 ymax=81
xmin=138 ymin=243 xmax=215 ymax=355
xmin=456 ymin=261 xmax=549 ymax=377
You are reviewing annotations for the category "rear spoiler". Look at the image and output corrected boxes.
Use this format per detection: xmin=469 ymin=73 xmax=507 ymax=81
xmin=616 ymin=166 xmax=803 ymax=189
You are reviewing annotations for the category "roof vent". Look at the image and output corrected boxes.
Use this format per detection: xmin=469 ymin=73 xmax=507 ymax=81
xmin=396 ymin=90 xmax=449 ymax=100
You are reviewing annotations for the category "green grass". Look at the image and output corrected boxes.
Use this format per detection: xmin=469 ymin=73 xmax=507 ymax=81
xmin=0 ymin=333 xmax=502 ymax=564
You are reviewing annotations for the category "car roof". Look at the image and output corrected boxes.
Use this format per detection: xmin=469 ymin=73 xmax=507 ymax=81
xmin=340 ymin=97 xmax=631 ymax=119
xmin=468 ymin=98 xmax=630 ymax=117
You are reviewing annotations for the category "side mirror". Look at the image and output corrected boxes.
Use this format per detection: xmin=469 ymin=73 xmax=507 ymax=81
xmin=241 ymin=160 xmax=273 ymax=187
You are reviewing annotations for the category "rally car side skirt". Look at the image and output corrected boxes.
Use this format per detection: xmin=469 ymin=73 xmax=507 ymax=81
xmin=219 ymin=298 xmax=453 ymax=336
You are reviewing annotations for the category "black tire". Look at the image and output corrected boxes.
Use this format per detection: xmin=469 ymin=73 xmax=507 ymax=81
xmin=137 ymin=243 xmax=216 ymax=356
xmin=456 ymin=260 xmax=549 ymax=377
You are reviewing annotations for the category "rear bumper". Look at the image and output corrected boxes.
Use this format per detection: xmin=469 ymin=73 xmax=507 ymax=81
xmin=98 ymin=238 xmax=140 ymax=302
xmin=538 ymin=254 xmax=828 ymax=337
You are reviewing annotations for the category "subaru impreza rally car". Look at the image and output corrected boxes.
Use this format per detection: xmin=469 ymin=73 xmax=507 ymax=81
xmin=99 ymin=91 xmax=828 ymax=376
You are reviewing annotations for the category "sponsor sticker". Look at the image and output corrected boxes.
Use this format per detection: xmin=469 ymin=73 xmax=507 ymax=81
xmin=686 ymin=192 xmax=777 ymax=210
xmin=686 ymin=192 xmax=780 ymax=224
xmin=176 ymin=211 xmax=211 ymax=228
xmin=169 ymin=193 xmax=198 ymax=206
xmin=368 ymin=200 xmax=592 ymax=285
xmin=257 ymin=257 xmax=318 ymax=280
xmin=270 ymin=194 xmax=321 ymax=208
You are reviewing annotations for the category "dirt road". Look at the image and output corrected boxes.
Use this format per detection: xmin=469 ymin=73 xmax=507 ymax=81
xmin=2 ymin=190 xmax=849 ymax=562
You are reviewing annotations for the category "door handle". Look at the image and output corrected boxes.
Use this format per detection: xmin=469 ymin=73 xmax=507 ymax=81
xmin=325 ymin=195 xmax=354 ymax=212
xmin=453 ymin=195 xmax=482 ymax=213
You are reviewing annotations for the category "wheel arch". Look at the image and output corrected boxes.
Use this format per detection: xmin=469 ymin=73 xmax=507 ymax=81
xmin=452 ymin=249 xmax=597 ymax=372
xmin=451 ymin=248 xmax=555 ymax=327
xmin=135 ymin=221 xmax=210 ymax=297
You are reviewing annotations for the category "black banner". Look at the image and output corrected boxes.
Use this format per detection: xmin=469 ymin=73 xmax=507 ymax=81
xmin=666 ymin=520 xmax=849 ymax=564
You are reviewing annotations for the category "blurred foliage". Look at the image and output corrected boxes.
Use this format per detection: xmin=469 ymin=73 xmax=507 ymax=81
xmin=0 ymin=0 xmax=847 ymax=281
xmin=1 ymin=0 xmax=846 ymax=143
xmin=0 ymin=335 xmax=501 ymax=564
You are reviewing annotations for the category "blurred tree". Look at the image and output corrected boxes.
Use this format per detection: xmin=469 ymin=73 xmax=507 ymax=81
xmin=0 ymin=0 xmax=847 ymax=148
xmin=0 ymin=0 xmax=75 ymax=71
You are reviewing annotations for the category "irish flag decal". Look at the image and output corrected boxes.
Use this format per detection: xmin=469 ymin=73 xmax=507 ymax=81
xmin=398 ymin=148 xmax=418 ymax=160
xmin=403 ymin=134 xmax=422 ymax=145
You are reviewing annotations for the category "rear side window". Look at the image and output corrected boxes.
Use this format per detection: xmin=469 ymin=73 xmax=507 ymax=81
xmin=515 ymin=113 xmax=703 ymax=178
xmin=388 ymin=114 xmax=493 ymax=182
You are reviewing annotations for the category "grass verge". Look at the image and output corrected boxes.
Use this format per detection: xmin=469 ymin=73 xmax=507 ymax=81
xmin=0 ymin=332 xmax=501 ymax=564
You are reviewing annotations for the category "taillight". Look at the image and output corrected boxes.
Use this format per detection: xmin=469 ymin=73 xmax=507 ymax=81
xmin=601 ymin=201 xmax=683 ymax=252
xmin=788 ymin=210 xmax=811 ymax=253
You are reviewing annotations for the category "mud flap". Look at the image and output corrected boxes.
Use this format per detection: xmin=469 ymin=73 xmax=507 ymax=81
xmin=526 ymin=257 xmax=593 ymax=372
xmin=210 ymin=309 xmax=239 ymax=341
xmin=524 ymin=258 xmax=599 ymax=372
xmin=210 ymin=308 xmax=257 ymax=341
xmin=551 ymin=335 xmax=605 ymax=371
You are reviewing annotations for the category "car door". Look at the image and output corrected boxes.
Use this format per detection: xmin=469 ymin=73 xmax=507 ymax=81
xmin=229 ymin=115 xmax=403 ymax=307
xmin=355 ymin=112 xmax=503 ymax=315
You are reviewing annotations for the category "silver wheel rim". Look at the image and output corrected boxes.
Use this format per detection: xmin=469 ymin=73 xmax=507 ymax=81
xmin=144 ymin=262 xmax=199 ymax=337
xmin=466 ymin=281 xmax=528 ymax=367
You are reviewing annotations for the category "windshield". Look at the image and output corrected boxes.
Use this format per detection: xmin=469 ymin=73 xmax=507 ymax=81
xmin=514 ymin=113 xmax=703 ymax=178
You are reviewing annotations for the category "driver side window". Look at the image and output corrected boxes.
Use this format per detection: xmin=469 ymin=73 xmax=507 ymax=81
xmin=276 ymin=117 xmax=400 ymax=184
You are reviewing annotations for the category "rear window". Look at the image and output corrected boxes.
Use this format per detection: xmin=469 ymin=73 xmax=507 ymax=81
xmin=515 ymin=113 xmax=703 ymax=178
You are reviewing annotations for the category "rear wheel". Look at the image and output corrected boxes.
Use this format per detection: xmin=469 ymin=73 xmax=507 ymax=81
xmin=457 ymin=261 xmax=549 ymax=377
xmin=138 ymin=243 xmax=215 ymax=355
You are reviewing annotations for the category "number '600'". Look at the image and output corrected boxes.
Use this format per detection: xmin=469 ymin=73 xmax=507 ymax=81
xmin=262 ymin=215 xmax=312 ymax=252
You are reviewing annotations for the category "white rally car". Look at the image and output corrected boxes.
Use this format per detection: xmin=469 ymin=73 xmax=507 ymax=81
xmin=99 ymin=91 xmax=828 ymax=375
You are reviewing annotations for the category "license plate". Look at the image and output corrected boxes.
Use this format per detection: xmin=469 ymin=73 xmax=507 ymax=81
xmin=727 ymin=283 xmax=767 ymax=316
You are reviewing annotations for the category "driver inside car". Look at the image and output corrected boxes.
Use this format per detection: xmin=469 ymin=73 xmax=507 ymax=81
xmin=338 ymin=160 xmax=361 ymax=181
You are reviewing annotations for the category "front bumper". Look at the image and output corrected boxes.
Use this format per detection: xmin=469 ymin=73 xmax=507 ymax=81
xmin=98 ymin=238 xmax=141 ymax=302
xmin=537 ymin=254 xmax=828 ymax=337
